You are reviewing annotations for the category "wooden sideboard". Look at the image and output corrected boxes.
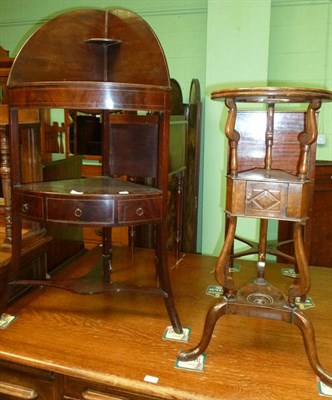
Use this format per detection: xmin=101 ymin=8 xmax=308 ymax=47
xmin=278 ymin=160 xmax=332 ymax=268
xmin=308 ymin=160 xmax=332 ymax=267
xmin=0 ymin=247 xmax=331 ymax=400
xmin=0 ymin=46 xmax=84 ymax=273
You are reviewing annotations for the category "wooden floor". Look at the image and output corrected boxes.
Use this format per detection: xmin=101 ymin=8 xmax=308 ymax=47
xmin=0 ymin=228 xmax=12 ymax=266
xmin=1 ymin=246 xmax=332 ymax=399
xmin=0 ymin=226 xmax=37 ymax=267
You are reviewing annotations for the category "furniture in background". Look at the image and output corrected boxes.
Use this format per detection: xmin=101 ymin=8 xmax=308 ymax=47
xmin=178 ymin=87 xmax=332 ymax=386
xmin=308 ymin=161 xmax=332 ymax=267
xmin=1 ymin=9 xmax=182 ymax=333
xmin=0 ymin=105 xmax=42 ymax=247
xmin=41 ymin=121 xmax=68 ymax=156
xmin=65 ymin=107 xmax=187 ymax=254
xmin=0 ymin=47 xmax=15 ymax=243
xmin=129 ymin=78 xmax=187 ymax=257
xmin=133 ymin=78 xmax=202 ymax=257
xmin=182 ymin=79 xmax=202 ymax=253
xmin=65 ymin=78 xmax=202 ymax=256
xmin=0 ymin=46 xmax=13 ymax=105
xmin=278 ymin=160 xmax=332 ymax=268
xmin=0 ymin=105 xmax=84 ymax=299
xmin=0 ymin=47 xmax=84 ymax=304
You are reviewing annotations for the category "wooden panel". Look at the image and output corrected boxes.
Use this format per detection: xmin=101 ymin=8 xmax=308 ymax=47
xmin=16 ymin=194 xmax=44 ymax=220
xmin=278 ymin=161 xmax=332 ymax=267
xmin=309 ymin=161 xmax=332 ymax=267
xmin=235 ymin=111 xmax=316 ymax=177
xmin=46 ymin=198 xmax=114 ymax=224
xmin=42 ymin=155 xmax=83 ymax=182
xmin=182 ymin=79 xmax=202 ymax=253
xmin=118 ymin=197 xmax=161 ymax=224
xmin=0 ymin=47 xmax=14 ymax=105
xmin=0 ymin=105 xmax=40 ymax=124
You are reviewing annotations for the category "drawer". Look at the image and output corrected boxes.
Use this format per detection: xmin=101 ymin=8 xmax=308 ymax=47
xmin=227 ymin=177 xmax=310 ymax=220
xmin=245 ymin=180 xmax=288 ymax=219
xmin=46 ymin=198 xmax=114 ymax=224
xmin=16 ymin=194 xmax=43 ymax=220
xmin=245 ymin=180 xmax=310 ymax=220
xmin=0 ymin=360 xmax=60 ymax=400
xmin=64 ymin=377 xmax=159 ymax=400
xmin=118 ymin=197 xmax=162 ymax=224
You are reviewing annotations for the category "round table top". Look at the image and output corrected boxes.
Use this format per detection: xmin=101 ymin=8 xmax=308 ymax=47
xmin=211 ymin=86 xmax=332 ymax=103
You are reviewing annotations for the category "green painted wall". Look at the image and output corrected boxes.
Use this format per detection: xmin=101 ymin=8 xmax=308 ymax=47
xmin=269 ymin=0 xmax=332 ymax=161
xmin=202 ymin=0 xmax=271 ymax=256
xmin=1 ymin=0 xmax=331 ymax=257
xmin=0 ymin=0 xmax=207 ymax=103
xmin=202 ymin=0 xmax=332 ymax=257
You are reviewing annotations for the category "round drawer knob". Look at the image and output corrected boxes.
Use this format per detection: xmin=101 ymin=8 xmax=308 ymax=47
xmin=136 ymin=207 xmax=144 ymax=216
xmin=22 ymin=203 xmax=29 ymax=213
xmin=74 ymin=208 xmax=83 ymax=218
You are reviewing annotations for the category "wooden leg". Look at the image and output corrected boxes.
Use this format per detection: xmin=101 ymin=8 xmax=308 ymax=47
xmin=215 ymin=215 xmax=237 ymax=296
xmin=155 ymin=223 xmax=182 ymax=334
xmin=177 ymin=298 xmax=229 ymax=361
xmin=174 ymin=175 xmax=184 ymax=260
xmin=293 ymin=308 xmax=332 ymax=386
xmin=288 ymin=222 xmax=310 ymax=306
xmin=258 ymin=219 xmax=268 ymax=263
xmin=256 ymin=219 xmax=268 ymax=283
xmin=102 ymin=227 xmax=112 ymax=283
xmin=129 ymin=226 xmax=135 ymax=256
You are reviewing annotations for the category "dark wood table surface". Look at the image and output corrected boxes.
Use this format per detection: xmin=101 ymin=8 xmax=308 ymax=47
xmin=1 ymin=246 xmax=332 ymax=399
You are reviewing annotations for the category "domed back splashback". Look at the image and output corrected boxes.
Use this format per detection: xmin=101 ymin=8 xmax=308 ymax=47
xmin=8 ymin=9 xmax=170 ymax=110
xmin=9 ymin=9 xmax=169 ymax=85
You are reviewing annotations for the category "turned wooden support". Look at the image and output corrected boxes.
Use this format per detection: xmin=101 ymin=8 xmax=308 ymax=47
xmin=298 ymin=99 xmax=321 ymax=180
xmin=224 ymin=99 xmax=240 ymax=178
xmin=265 ymin=103 xmax=274 ymax=175
xmin=175 ymin=174 xmax=184 ymax=260
xmin=215 ymin=215 xmax=237 ymax=297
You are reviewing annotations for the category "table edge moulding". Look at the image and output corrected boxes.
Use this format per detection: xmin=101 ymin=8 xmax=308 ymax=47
xmin=0 ymin=8 xmax=183 ymax=334
xmin=177 ymin=86 xmax=332 ymax=386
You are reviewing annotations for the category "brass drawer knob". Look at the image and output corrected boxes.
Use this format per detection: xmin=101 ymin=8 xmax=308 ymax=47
xmin=74 ymin=208 xmax=83 ymax=218
xmin=136 ymin=207 xmax=144 ymax=216
xmin=21 ymin=203 xmax=29 ymax=213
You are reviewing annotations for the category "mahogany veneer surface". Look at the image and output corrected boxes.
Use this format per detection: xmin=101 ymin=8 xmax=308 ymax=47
xmin=1 ymin=247 xmax=332 ymax=400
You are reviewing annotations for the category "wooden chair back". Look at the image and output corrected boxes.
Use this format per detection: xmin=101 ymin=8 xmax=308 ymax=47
xmin=234 ymin=111 xmax=316 ymax=179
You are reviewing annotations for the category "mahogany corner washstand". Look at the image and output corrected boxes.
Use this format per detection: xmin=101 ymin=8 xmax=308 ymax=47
xmin=0 ymin=9 xmax=182 ymax=333
xmin=178 ymin=87 xmax=332 ymax=384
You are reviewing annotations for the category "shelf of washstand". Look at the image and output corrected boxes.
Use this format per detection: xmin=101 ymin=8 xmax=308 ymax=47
xmin=84 ymin=38 xmax=122 ymax=46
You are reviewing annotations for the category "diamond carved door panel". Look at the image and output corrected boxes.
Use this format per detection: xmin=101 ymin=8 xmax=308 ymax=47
xmin=245 ymin=181 xmax=288 ymax=218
